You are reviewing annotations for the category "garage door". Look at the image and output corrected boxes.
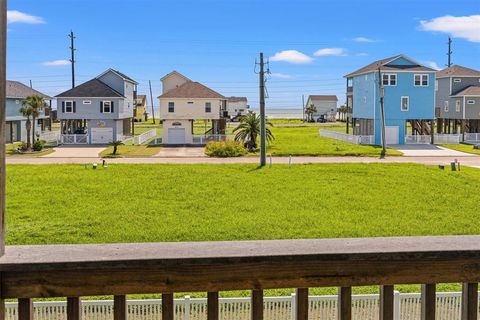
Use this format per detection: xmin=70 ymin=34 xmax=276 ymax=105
xmin=168 ymin=128 xmax=186 ymax=144
xmin=91 ymin=128 xmax=113 ymax=144
xmin=385 ymin=126 xmax=399 ymax=145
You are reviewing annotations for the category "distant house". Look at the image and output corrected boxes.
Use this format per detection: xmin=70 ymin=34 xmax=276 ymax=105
xmin=226 ymin=96 xmax=249 ymax=118
xmin=305 ymin=95 xmax=338 ymax=122
xmin=134 ymin=94 xmax=147 ymax=122
xmin=435 ymin=65 xmax=480 ymax=136
xmin=55 ymin=69 xmax=138 ymax=144
xmin=158 ymin=71 xmax=227 ymax=145
xmin=345 ymin=54 xmax=436 ymax=145
xmin=5 ymin=80 xmax=52 ymax=143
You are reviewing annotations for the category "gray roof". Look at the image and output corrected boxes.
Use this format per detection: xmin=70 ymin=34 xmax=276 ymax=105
xmin=96 ymin=68 xmax=138 ymax=84
xmin=436 ymin=65 xmax=480 ymax=79
xmin=452 ymin=86 xmax=480 ymax=97
xmin=227 ymin=96 xmax=247 ymax=102
xmin=55 ymin=79 xmax=125 ymax=98
xmin=308 ymin=95 xmax=338 ymax=102
xmin=345 ymin=54 xmax=435 ymax=78
xmin=6 ymin=80 xmax=52 ymax=99
xmin=158 ymin=81 xmax=225 ymax=99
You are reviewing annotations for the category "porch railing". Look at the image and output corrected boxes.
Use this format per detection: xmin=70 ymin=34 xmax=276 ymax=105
xmin=405 ymin=135 xmax=431 ymax=144
xmin=319 ymin=130 xmax=373 ymax=145
xmin=137 ymin=129 xmax=157 ymax=145
xmin=3 ymin=291 xmax=478 ymax=320
xmin=465 ymin=133 xmax=480 ymax=143
xmin=433 ymin=134 xmax=461 ymax=145
xmin=61 ymin=134 xmax=89 ymax=145
xmin=192 ymin=134 xmax=232 ymax=145
xmin=0 ymin=236 xmax=479 ymax=320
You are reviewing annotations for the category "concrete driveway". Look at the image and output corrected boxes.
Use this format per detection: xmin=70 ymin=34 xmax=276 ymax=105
xmin=43 ymin=146 xmax=107 ymax=158
xmin=155 ymin=147 xmax=205 ymax=157
xmin=391 ymin=144 xmax=474 ymax=157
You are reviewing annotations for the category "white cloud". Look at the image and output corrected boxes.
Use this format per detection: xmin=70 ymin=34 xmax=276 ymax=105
xmin=420 ymin=15 xmax=480 ymax=43
xmin=356 ymin=52 xmax=369 ymax=57
xmin=353 ymin=37 xmax=377 ymax=43
xmin=42 ymin=59 xmax=70 ymax=67
xmin=270 ymin=73 xmax=292 ymax=79
xmin=425 ymin=61 xmax=441 ymax=70
xmin=313 ymin=48 xmax=347 ymax=57
xmin=7 ymin=10 xmax=45 ymax=24
xmin=270 ymin=50 xmax=313 ymax=64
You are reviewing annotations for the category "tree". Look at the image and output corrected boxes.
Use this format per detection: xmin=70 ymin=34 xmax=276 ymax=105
xmin=23 ymin=95 xmax=48 ymax=143
xmin=110 ymin=140 xmax=124 ymax=155
xmin=19 ymin=104 xmax=33 ymax=151
xmin=233 ymin=112 xmax=274 ymax=152
xmin=305 ymin=104 xmax=317 ymax=122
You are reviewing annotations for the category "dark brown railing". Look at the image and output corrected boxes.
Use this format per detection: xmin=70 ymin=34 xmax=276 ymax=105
xmin=0 ymin=236 xmax=479 ymax=320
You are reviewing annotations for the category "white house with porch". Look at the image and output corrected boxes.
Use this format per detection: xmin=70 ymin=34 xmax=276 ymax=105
xmin=158 ymin=71 xmax=228 ymax=145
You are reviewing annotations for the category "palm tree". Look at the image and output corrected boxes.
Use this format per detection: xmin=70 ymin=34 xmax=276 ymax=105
xmin=19 ymin=104 xmax=33 ymax=151
xmin=233 ymin=112 xmax=274 ymax=151
xmin=23 ymin=95 xmax=48 ymax=143
xmin=305 ymin=104 xmax=317 ymax=122
xmin=110 ymin=140 xmax=124 ymax=155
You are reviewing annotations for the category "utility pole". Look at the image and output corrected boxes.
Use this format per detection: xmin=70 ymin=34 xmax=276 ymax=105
xmin=258 ymin=53 xmax=267 ymax=167
xmin=69 ymin=31 xmax=76 ymax=88
xmin=447 ymin=37 xmax=452 ymax=67
xmin=0 ymin=0 xmax=7 ymax=256
xmin=29 ymin=80 xmax=32 ymax=88
xmin=149 ymin=80 xmax=156 ymax=124
xmin=377 ymin=68 xmax=386 ymax=156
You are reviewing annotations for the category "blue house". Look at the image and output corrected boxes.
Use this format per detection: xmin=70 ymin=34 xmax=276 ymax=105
xmin=345 ymin=54 xmax=436 ymax=145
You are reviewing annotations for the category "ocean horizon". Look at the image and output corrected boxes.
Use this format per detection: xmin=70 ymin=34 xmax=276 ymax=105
xmin=148 ymin=107 xmax=304 ymax=119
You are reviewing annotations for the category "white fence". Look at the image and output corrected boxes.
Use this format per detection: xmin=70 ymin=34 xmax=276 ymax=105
xmin=434 ymin=134 xmax=461 ymax=145
xmin=405 ymin=135 xmax=431 ymax=144
xmin=5 ymin=292 xmax=476 ymax=320
xmin=137 ymin=129 xmax=157 ymax=145
xmin=192 ymin=134 xmax=233 ymax=145
xmin=465 ymin=133 xmax=480 ymax=143
xmin=61 ymin=134 xmax=88 ymax=144
xmin=319 ymin=130 xmax=374 ymax=145
xmin=39 ymin=131 xmax=61 ymax=142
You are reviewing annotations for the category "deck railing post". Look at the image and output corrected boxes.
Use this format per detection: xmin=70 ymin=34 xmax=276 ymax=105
xmin=461 ymin=282 xmax=478 ymax=320
xmin=379 ymin=285 xmax=394 ymax=320
xmin=295 ymin=288 xmax=308 ymax=320
xmin=161 ymin=293 xmax=174 ymax=320
xmin=18 ymin=299 xmax=33 ymax=320
xmin=251 ymin=290 xmax=263 ymax=320
xmin=393 ymin=291 xmax=401 ymax=320
xmin=113 ymin=295 xmax=127 ymax=320
xmin=421 ymin=284 xmax=436 ymax=320
xmin=207 ymin=291 xmax=219 ymax=320
xmin=338 ymin=287 xmax=352 ymax=320
xmin=184 ymin=295 xmax=190 ymax=320
xmin=67 ymin=297 xmax=81 ymax=320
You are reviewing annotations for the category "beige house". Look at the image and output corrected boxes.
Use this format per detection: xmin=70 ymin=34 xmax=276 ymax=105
xmin=305 ymin=95 xmax=338 ymax=122
xmin=158 ymin=71 xmax=227 ymax=144
xmin=226 ymin=96 xmax=249 ymax=118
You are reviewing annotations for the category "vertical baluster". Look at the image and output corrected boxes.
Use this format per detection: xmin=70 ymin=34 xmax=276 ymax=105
xmin=207 ymin=292 xmax=219 ymax=320
xmin=295 ymin=288 xmax=308 ymax=320
xmin=421 ymin=284 xmax=436 ymax=320
xmin=114 ymin=295 xmax=127 ymax=320
xmin=338 ymin=287 xmax=352 ymax=320
xmin=380 ymin=285 xmax=394 ymax=320
xmin=251 ymin=290 xmax=263 ymax=320
xmin=162 ymin=294 xmax=174 ymax=320
xmin=18 ymin=299 xmax=33 ymax=320
xmin=462 ymin=283 xmax=478 ymax=320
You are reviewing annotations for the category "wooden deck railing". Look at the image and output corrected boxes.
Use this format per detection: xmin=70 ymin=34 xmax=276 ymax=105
xmin=0 ymin=236 xmax=479 ymax=320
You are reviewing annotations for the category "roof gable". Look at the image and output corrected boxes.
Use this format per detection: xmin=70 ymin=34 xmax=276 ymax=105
xmin=452 ymin=85 xmax=480 ymax=97
xmin=6 ymin=81 xmax=52 ymax=99
xmin=158 ymin=81 xmax=225 ymax=99
xmin=55 ymin=79 xmax=125 ymax=98
xmin=160 ymin=71 xmax=191 ymax=82
xmin=96 ymin=69 xmax=138 ymax=84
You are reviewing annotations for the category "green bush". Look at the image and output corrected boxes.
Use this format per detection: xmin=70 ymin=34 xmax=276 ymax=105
xmin=205 ymin=140 xmax=247 ymax=157
xmin=19 ymin=142 xmax=29 ymax=151
xmin=32 ymin=140 xmax=44 ymax=151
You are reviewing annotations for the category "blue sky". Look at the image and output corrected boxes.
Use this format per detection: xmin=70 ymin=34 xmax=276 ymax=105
xmin=6 ymin=0 xmax=480 ymax=109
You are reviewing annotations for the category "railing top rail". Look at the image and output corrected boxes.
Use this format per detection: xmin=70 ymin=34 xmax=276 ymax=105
xmin=2 ymin=236 xmax=480 ymax=298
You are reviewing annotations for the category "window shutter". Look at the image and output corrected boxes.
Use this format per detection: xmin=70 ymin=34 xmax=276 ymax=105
xmin=100 ymin=101 xmax=103 ymax=113
xmin=111 ymin=101 xmax=114 ymax=113
xmin=73 ymin=101 xmax=76 ymax=113
xmin=62 ymin=101 xmax=65 ymax=113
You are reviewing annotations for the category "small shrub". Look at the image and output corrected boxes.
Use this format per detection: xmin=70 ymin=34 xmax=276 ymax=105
xmin=32 ymin=140 xmax=44 ymax=151
xmin=205 ymin=141 xmax=247 ymax=157
xmin=19 ymin=142 xmax=29 ymax=151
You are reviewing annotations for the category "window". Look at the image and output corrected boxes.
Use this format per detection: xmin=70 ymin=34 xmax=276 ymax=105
xmin=414 ymin=74 xmax=428 ymax=86
xmin=102 ymin=101 xmax=112 ymax=113
xmin=168 ymin=102 xmax=175 ymax=113
xmin=401 ymin=96 xmax=409 ymax=111
xmin=444 ymin=101 xmax=449 ymax=112
xmin=83 ymin=100 xmax=91 ymax=105
xmin=187 ymin=102 xmax=194 ymax=104
xmin=205 ymin=102 xmax=211 ymax=113
xmin=383 ymin=74 xmax=396 ymax=86
xmin=453 ymin=78 xmax=461 ymax=83
xmin=363 ymin=96 xmax=367 ymax=103
xmin=456 ymin=100 xmax=461 ymax=112
xmin=65 ymin=101 xmax=74 ymax=113
xmin=467 ymin=100 xmax=476 ymax=105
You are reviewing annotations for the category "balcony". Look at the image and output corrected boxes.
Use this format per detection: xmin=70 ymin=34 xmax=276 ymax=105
xmin=0 ymin=236 xmax=479 ymax=320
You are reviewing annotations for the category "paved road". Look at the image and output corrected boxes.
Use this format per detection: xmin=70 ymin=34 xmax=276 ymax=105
xmin=43 ymin=146 xmax=107 ymax=158
xmin=390 ymin=144 xmax=472 ymax=157
xmin=7 ymin=155 xmax=480 ymax=167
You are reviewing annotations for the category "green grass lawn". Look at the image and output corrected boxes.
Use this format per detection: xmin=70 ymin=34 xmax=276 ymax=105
xmin=6 ymin=143 xmax=55 ymax=157
xmin=264 ymin=126 xmax=401 ymax=156
xmin=99 ymin=145 xmax=161 ymax=157
xmin=442 ymin=143 xmax=480 ymax=155
xmin=5 ymin=163 xmax=477 ymax=296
